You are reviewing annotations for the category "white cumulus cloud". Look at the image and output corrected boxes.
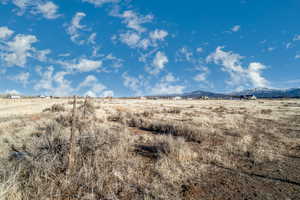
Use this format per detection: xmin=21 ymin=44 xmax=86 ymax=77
xmin=122 ymin=72 xmax=146 ymax=95
xmin=10 ymin=72 xmax=30 ymax=86
xmin=36 ymin=1 xmax=60 ymax=19
xmin=34 ymin=66 xmax=74 ymax=96
xmin=231 ymin=25 xmax=241 ymax=32
xmin=148 ymin=51 xmax=168 ymax=75
xmin=1 ymin=0 xmax=60 ymax=19
xmin=79 ymin=74 xmax=113 ymax=97
xmin=119 ymin=10 xmax=153 ymax=33
xmin=2 ymin=34 xmax=38 ymax=67
xmin=151 ymin=74 xmax=185 ymax=95
xmin=207 ymin=46 xmax=269 ymax=89
xmin=78 ymin=75 xmax=97 ymax=88
xmin=82 ymin=0 xmax=119 ymax=6
xmin=247 ymin=62 xmax=268 ymax=88
xmin=5 ymin=89 xmax=20 ymax=95
xmin=0 ymin=26 xmax=14 ymax=40
xmin=102 ymin=90 xmax=114 ymax=97
xmin=176 ymin=47 xmax=193 ymax=62
xmin=194 ymin=73 xmax=207 ymax=82
xmin=293 ymin=35 xmax=300 ymax=41
xmin=149 ymin=29 xmax=168 ymax=41
xmin=119 ymin=31 xmax=141 ymax=48
xmin=63 ymin=58 xmax=102 ymax=72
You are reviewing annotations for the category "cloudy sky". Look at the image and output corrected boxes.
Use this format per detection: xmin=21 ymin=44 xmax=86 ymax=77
xmin=0 ymin=0 xmax=300 ymax=97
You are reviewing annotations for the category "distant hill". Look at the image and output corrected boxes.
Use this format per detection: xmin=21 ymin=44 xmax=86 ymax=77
xmin=148 ymin=90 xmax=227 ymax=99
xmin=148 ymin=88 xmax=300 ymax=99
xmin=181 ymin=90 xmax=227 ymax=98
xmin=229 ymin=88 xmax=300 ymax=98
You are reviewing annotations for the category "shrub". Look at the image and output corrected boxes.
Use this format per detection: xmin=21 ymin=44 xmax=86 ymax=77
xmin=261 ymin=109 xmax=272 ymax=115
xmin=140 ymin=120 xmax=202 ymax=143
xmin=141 ymin=110 xmax=154 ymax=118
xmin=0 ymin=121 xmax=138 ymax=200
xmin=135 ymin=135 xmax=197 ymax=162
xmin=164 ymin=107 xmax=182 ymax=114
xmin=107 ymin=111 xmax=124 ymax=123
xmin=79 ymin=99 xmax=95 ymax=116
xmin=43 ymin=104 xmax=65 ymax=112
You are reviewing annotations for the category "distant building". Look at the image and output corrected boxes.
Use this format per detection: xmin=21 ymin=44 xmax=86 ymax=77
xmin=173 ymin=96 xmax=182 ymax=100
xmin=249 ymin=95 xmax=257 ymax=100
xmin=9 ymin=95 xmax=21 ymax=99
xmin=187 ymin=98 xmax=193 ymax=100
xmin=201 ymin=96 xmax=209 ymax=100
xmin=140 ymin=96 xmax=147 ymax=100
xmin=241 ymin=95 xmax=257 ymax=100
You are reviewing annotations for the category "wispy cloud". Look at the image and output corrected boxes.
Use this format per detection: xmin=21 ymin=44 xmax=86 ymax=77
xmin=67 ymin=12 xmax=88 ymax=44
xmin=9 ymin=72 xmax=30 ymax=86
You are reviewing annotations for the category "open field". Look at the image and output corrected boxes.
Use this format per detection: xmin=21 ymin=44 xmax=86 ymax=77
xmin=0 ymin=98 xmax=300 ymax=199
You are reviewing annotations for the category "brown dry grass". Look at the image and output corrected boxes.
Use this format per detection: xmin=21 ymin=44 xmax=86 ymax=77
xmin=0 ymin=98 xmax=299 ymax=199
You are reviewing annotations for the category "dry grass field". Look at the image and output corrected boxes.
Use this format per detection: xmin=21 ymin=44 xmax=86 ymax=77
xmin=0 ymin=98 xmax=300 ymax=199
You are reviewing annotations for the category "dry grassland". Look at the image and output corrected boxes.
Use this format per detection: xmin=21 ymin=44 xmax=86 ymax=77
xmin=0 ymin=98 xmax=299 ymax=199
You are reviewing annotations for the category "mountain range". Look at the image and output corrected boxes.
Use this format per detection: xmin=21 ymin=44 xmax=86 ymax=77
xmin=228 ymin=88 xmax=300 ymax=98
xmin=152 ymin=88 xmax=300 ymax=98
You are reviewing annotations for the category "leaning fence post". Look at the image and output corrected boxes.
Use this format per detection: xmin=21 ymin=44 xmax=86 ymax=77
xmin=68 ymin=95 xmax=77 ymax=175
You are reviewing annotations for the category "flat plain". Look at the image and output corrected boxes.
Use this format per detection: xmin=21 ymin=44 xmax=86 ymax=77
xmin=0 ymin=98 xmax=300 ymax=199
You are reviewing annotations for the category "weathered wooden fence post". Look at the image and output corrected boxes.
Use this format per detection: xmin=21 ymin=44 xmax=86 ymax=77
xmin=68 ymin=95 xmax=77 ymax=175
xmin=83 ymin=96 xmax=88 ymax=120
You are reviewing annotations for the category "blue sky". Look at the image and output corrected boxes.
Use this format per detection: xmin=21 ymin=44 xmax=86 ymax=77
xmin=0 ymin=0 xmax=300 ymax=97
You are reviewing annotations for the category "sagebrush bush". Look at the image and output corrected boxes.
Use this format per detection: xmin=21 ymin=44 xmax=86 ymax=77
xmin=0 ymin=121 xmax=142 ymax=199
xmin=79 ymin=98 xmax=96 ymax=116
xmin=141 ymin=120 xmax=202 ymax=143
xmin=164 ymin=107 xmax=182 ymax=114
xmin=261 ymin=109 xmax=272 ymax=114
xmin=107 ymin=111 xmax=202 ymax=143
xmin=43 ymin=104 xmax=65 ymax=112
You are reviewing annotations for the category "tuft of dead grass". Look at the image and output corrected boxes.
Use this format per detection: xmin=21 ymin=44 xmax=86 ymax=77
xmin=0 ymin=120 xmax=140 ymax=199
xmin=79 ymin=98 xmax=96 ymax=117
xmin=140 ymin=120 xmax=203 ymax=143
xmin=164 ymin=107 xmax=182 ymax=114
xmin=43 ymin=104 xmax=65 ymax=112
xmin=261 ymin=109 xmax=272 ymax=114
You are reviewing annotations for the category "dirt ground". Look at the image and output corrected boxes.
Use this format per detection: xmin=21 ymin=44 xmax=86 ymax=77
xmin=0 ymin=98 xmax=300 ymax=199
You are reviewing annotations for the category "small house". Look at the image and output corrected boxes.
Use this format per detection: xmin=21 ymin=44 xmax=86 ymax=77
xmin=9 ymin=95 xmax=21 ymax=99
xmin=173 ymin=96 xmax=182 ymax=100
xmin=240 ymin=95 xmax=257 ymax=100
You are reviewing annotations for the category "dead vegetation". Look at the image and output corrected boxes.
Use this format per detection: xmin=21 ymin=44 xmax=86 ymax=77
xmin=0 ymin=99 xmax=300 ymax=199
xmin=164 ymin=107 xmax=182 ymax=114
xmin=43 ymin=104 xmax=65 ymax=112
xmin=261 ymin=109 xmax=273 ymax=114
